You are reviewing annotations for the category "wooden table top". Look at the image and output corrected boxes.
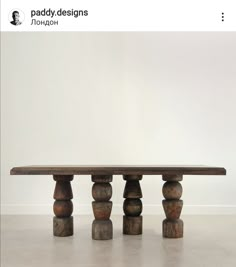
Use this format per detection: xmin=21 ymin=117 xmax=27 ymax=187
xmin=10 ymin=165 xmax=226 ymax=175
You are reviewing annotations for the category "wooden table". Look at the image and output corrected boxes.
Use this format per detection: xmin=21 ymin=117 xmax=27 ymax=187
xmin=10 ymin=165 xmax=226 ymax=240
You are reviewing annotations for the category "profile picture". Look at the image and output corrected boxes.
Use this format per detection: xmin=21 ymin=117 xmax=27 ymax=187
xmin=9 ymin=9 xmax=24 ymax=26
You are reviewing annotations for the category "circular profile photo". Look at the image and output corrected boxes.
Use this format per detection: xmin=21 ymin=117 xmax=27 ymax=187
xmin=9 ymin=9 xmax=25 ymax=26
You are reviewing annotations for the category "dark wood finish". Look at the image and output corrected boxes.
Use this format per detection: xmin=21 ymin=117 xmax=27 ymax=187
xmin=92 ymin=183 xmax=112 ymax=201
xmin=53 ymin=200 xmax=73 ymax=218
xmin=53 ymin=175 xmax=73 ymax=181
xmin=123 ymin=216 xmax=143 ymax=235
xmin=53 ymin=175 xmax=74 ymax=237
xmin=163 ymin=219 xmax=183 ymax=238
xmin=53 ymin=181 xmax=73 ymax=200
xmin=53 ymin=216 xmax=73 ymax=237
xmin=10 ymin=165 xmax=226 ymax=175
xmin=162 ymin=175 xmax=183 ymax=238
xmin=123 ymin=199 xmax=142 ymax=216
xmin=91 ymin=175 xmax=113 ymax=240
xmin=10 ymin=165 xmax=226 ymax=240
xmin=92 ymin=220 xmax=113 ymax=240
xmin=162 ymin=174 xmax=183 ymax=181
xmin=123 ymin=181 xmax=142 ymax=198
xmin=162 ymin=181 xmax=182 ymax=199
xmin=123 ymin=174 xmax=142 ymax=180
xmin=162 ymin=200 xmax=183 ymax=220
xmin=91 ymin=175 xmax=112 ymax=183
xmin=123 ymin=175 xmax=143 ymax=235
xmin=92 ymin=201 xmax=112 ymax=220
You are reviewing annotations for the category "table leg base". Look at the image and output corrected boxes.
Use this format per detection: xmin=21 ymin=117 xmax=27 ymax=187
xmin=53 ymin=216 xmax=73 ymax=237
xmin=92 ymin=219 xmax=113 ymax=240
xmin=163 ymin=218 xmax=183 ymax=238
xmin=123 ymin=215 xmax=142 ymax=235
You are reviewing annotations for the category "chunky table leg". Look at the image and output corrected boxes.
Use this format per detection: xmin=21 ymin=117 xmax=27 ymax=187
xmin=162 ymin=174 xmax=183 ymax=238
xmin=91 ymin=175 xmax=113 ymax=240
xmin=53 ymin=175 xmax=74 ymax=237
xmin=123 ymin=175 xmax=143 ymax=235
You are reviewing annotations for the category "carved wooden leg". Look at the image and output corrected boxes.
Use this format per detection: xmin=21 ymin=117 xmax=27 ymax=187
xmin=91 ymin=175 xmax=113 ymax=240
xmin=162 ymin=174 xmax=183 ymax=238
xmin=53 ymin=175 xmax=74 ymax=237
xmin=123 ymin=175 xmax=143 ymax=235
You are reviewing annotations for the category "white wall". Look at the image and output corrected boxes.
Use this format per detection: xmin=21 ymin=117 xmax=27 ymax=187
xmin=1 ymin=32 xmax=236 ymax=215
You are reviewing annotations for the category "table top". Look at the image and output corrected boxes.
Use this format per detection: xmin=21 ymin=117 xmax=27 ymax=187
xmin=10 ymin=165 xmax=226 ymax=175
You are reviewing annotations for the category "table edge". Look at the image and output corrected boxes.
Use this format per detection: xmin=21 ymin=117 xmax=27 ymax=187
xmin=10 ymin=166 xmax=227 ymax=176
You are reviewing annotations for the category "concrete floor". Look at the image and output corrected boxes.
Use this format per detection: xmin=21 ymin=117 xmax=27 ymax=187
xmin=1 ymin=215 xmax=236 ymax=267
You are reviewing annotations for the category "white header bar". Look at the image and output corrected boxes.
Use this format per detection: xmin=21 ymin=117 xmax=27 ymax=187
xmin=1 ymin=0 xmax=236 ymax=31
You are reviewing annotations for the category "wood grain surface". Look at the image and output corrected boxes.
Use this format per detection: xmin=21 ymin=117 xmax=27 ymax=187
xmin=10 ymin=165 xmax=226 ymax=175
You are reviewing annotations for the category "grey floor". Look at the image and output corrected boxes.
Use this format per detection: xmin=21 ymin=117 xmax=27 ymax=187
xmin=1 ymin=215 xmax=236 ymax=267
